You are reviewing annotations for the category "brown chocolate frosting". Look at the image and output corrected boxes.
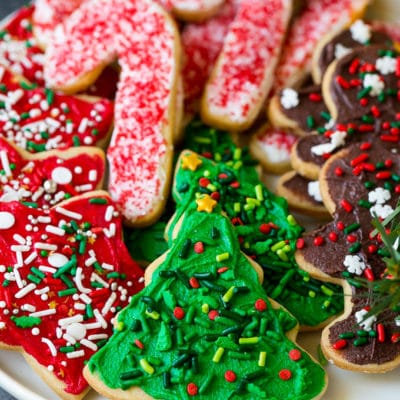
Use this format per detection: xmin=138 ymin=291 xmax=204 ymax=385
xmin=282 ymin=172 xmax=322 ymax=206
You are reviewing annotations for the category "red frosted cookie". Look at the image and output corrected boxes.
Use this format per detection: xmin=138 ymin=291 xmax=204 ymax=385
xmin=0 ymin=67 xmax=113 ymax=152
xmin=44 ymin=0 xmax=181 ymax=227
xmin=0 ymin=191 xmax=144 ymax=399
xmin=0 ymin=136 xmax=105 ymax=208
xmin=158 ymin=0 xmax=225 ymax=21
xmin=201 ymin=0 xmax=292 ymax=131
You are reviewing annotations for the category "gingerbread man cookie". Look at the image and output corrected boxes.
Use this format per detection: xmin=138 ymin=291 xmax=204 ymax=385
xmin=0 ymin=191 xmax=144 ymax=399
xmin=84 ymin=190 xmax=327 ymax=400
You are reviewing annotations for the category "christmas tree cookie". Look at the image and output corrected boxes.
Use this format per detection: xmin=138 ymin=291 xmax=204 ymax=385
xmin=85 ymin=193 xmax=327 ymax=400
xmin=0 ymin=191 xmax=144 ymax=399
xmin=171 ymin=124 xmax=343 ymax=329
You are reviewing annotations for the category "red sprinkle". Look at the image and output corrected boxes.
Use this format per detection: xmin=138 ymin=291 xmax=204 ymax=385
xmin=189 ymin=277 xmax=200 ymax=289
xmin=308 ymin=93 xmax=322 ymax=102
xmin=375 ymin=171 xmax=391 ymax=180
xmin=391 ymin=333 xmax=400 ymax=343
xmin=134 ymin=339 xmax=144 ymax=349
xmin=384 ymin=159 xmax=393 ymax=168
xmin=279 ymin=369 xmax=292 ymax=380
xmin=368 ymin=244 xmax=378 ymax=254
xmin=296 ymin=238 xmax=305 ymax=249
xmin=187 ymin=383 xmax=198 ymax=396
xmin=173 ymin=307 xmax=185 ymax=320
xmin=380 ymin=134 xmax=399 ymax=142
xmin=390 ymin=127 xmax=400 ymax=135
xmin=364 ymin=268 xmax=375 ymax=282
xmin=337 ymin=221 xmax=345 ymax=231
xmin=346 ymin=234 xmax=357 ymax=243
xmin=377 ymin=323 xmax=385 ymax=343
xmin=336 ymin=75 xmax=350 ymax=89
xmin=340 ymin=199 xmax=353 ymax=213
xmin=370 ymin=105 xmax=380 ymax=117
xmin=359 ymin=142 xmax=372 ymax=150
xmin=333 ymin=339 xmax=348 ymax=350
xmin=313 ymin=236 xmax=324 ymax=246
xmin=395 ymin=184 xmax=400 ymax=194
xmin=328 ymin=232 xmax=338 ymax=242
xmin=350 ymin=153 xmax=369 ymax=167
xmin=358 ymin=124 xmax=374 ymax=132
xmin=288 ymin=349 xmax=302 ymax=361
xmin=208 ymin=310 xmax=219 ymax=320
xmin=199 ymin=177 xmax=210 ymax=187
xmin=259 ymin=223 xmax=271 ymax=234
xmin=230 ymin=181 xmax=240 ymax=188
xmin=211 ymin=192 xmax=220 ymax=201
xmin=224 ymin=370 xmax=237 ymax=382
xmin=217 ymin=267 xmax=229 ymax=274
xmin=348 ymin=58 xmax=360 ymax=74
xmin=335 ymin=167 xmax=344 ymax=176
xmin=359 ymin=98 xmax=368 ymax=106
xmin=194 ymin=242 xmax=204 ymax=254
xmin=382 ymin=121 xmax=391 ymax=130
xmin=255 ymin=298 xmax=267 ymax=312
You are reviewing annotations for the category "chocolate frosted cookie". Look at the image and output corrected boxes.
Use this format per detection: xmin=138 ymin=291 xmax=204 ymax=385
xmin=312 ymin=19 xmax=394 ymax=84
xmin=296 ymin=138 xmax=400 ymax=372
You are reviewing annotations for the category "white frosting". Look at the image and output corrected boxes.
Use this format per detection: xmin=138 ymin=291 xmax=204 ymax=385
xmin=334 ymin=43 xmax=351 ymax=59
xmin=368 ymin=187 xmax=391 ymax=204
xmin=311 ymin=130 xmax=346 ymax=156
xmin=355 ymin=308 xmax=376 ymax=331
xmin=363 ymin=73 xmax=385 ymax=97
xmin=343 ymin=254 xmax=366 ymax=275
xmin=350 ymin=20 xmax=371 ymax=44
xmin=307 ymin=181 xmax=322 ymax=202
xmin=280 ymin=88 xmax=299 ymax=109
xmin=376 ymin=56 xmax=397 ymax=75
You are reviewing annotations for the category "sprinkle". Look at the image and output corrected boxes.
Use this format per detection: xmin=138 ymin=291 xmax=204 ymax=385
xmin=15 ymin=283 xmax=36 ymax=299
xmin=224 ymin=370 xmax=237 ymax=382
xmin=289 ymin=349 xmax=302 ymax=361
xmin=187 ymin=382 xmax=198 ymax=396
xmin=258 ymin=351 xmax=267 ymax=367
xmin=173 ymin=307 xmax=185 ymax=320
xmin=55 ymin=206 xmax=82 ymax=220
xmin=45 ymin=225 xmax=66 ymax=236
xmin=222 ymin=286 xmax=235 ymax=303
xmin=140 ymin=359 xmax=155 ymax=375
xmin=216 ymin=252 xmax=229 ymax=262
xmin=239 ymin=337 xmax=259 ymax=345
xmin=212 ymin=347 xmax=225 ymax=363
xmin=41 ymin=338 xmax=57 ymax=357
xmin=278 ymin=369 xmax=292 ymax=380
xmin=255 ymin=299 xmax=267 ymax=312
xmin=66 ymin=350 xmax=85 ymax=359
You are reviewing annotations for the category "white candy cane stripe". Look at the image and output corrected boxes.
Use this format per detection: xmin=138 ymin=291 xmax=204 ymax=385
xmin=45 ymin=0 xmax=179 ymax=226
xmin=201 ymin=0 xmax=291 ymax=131
xmin=273 ymin=0 xmax=369 ymax=89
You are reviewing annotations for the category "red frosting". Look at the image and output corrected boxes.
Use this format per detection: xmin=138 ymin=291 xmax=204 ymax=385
xmin=0 ymin=192 xmax=144 ymax=395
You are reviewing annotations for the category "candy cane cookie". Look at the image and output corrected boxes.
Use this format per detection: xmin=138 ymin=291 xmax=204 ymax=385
xmin=158 ymin=0 xmax=225 ymax=22
xmin=0 ymin=67 xmax=113 ymax=152
xmin=273 ymin=0 xmax=370 ymax=92
xmin=32 ymin=0 xmax=87 ymax=48
xmin=201 ymin=0 xmax=292 ymax=132
xmin=0 ymin=191 xmax=144 ymax=399
xmin=44 ymin=0 xmax=181 ymax=227
xmin=0 ymin=136 xmax=105 ymax=208
xmin=181 ymin=0 xmax=239 ymax=119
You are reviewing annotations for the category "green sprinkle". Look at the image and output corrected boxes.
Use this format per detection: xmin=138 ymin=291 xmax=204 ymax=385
xmin=89 ymin=197 xmax=108 ymax=204
xmin=27 ymin=274 xmax=41 ymax=284
xmin=58 ymin=288 xmax=78 ymax=297
xmin=239 ymin=337 xmax=259 ymax=345
xmin=306 ymin=115 xmax=315 ymax=129
xmin=255 ymin=184 xmax=264 ymax=201
xmin=358 ymin=199 xmax=371 ymax=208
xmin=60 ymin=346 xmax=75 ymax=353
xmin=348 ymin=242 xmax=361 ymax=254
xmin=19 ymin=81 xmax=38 ymax=90
xmin=31 ymin=267 xmax=45 ymax=279
xmin=320 ymin=111 xmax=331 ymax=121
xmin=139 ymin=359 xmax=154 ymax=375
xmin=258 ymin=351 xmax=267 ymax=367
xmin=199 ymin=373 xmax=213 ymax=394
xmin=73 ymin=135 xmax=81 ymax=146
xmin=11 ymin=316 xmax=41 ymax=328
xmin=179 ymin=239 xmax=192 ymax=259
xmin=21 ymin=201 xmax=38 ymax=208
xmin=45 ymin=88 xmax=54 ymax=105
xmin=86 ymin=304 xmax=94 ymax=319
xmin=120 ymin=370 xmax=143 ymax=381
xmin=353 ymin=337 xmax=368 ymax=346
xmin=339 ymin=332 xmax=355 ymax=339
xmin=344 ymin=223 xmax=360 ymax=234
xmin=222 ymin=286 xmax=235 ymax=303
xmin=321 ymin=285 xmax=334 ymax=297
xmin=163 ymin=372 xmax=171 ymax=389
xmin=357 ymin=86 xmax=372 ymax=99
xmin=287 ymin=214 xmax=297 ymax=226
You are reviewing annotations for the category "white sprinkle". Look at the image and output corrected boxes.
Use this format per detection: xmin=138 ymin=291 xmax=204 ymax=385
xmin=34 ymin=286 xmax=50 ymax=295
xmin=311 ymin=131 xmax=346 ymax=156
xmin=48 ymin=253 xmax=69 ymax=268
xmin=280 ymin=88 xmax=299 ymax=109
xmin=75 ymin=184 xmax=93 ymax=192
xmin=85 ymin=257 xmax=96 ymax=267
xmin=79 ymin=293 xmax=92 ymax=304
xmin=31 ymin=327 xmax=40 ymax=336
xmin=88 ymin=333 xmax=108 ymax=341
xmin=21 ymin=304 xmax=36 ymax=312
xmin=75 ymin=267 xmax=91 ymax=294
xmin=13 ymin=268 xmax=23 ymax=287
xmin=91 ymin=273 xmax=109 ymax=288
xmin=78 ymin=118 xmax=89 ymax=133
xmin=105 ymin=206 xmax=114 ymax=222
xmin=58 ymin=314 xmax=84 ymax=327
xmin=37 ymin=216 xmax=52 ymax=223
xmin=41 ymin=338 xmax=57 ymax=357
xmin=74 ymin=303 xmax=86 ymax=311
xmin=11 ymin=245 xmax=30 ymax=252
xmin=334 ymin=43 xmax=351 ymax=59
xmin=51 ymin=167 xmax=73 ymax=185
xmin=363 ymin=73 xmax=385 ymax=97
xmin=80 ymin=339 xmax=97 ymax=351
xmin=0 ymin=151 xmax=11 ymax=177
xmin=376 ymin=56 xmax=397 ymax=75
xmin=101 ymin=263 xmax=114 ymax=271
xmin=24 ymin=251 xmax=37 ymax=266
xmin=104 ymin=223 xmax=116 ymax=238
xmin=63 ymin=333 xmax=77 ymax=345
xmin=15 ymin=283 xmax=36 ymax=299
xmin=45 ymin=225 xmax=66 ymax=236
xmin=13 ymin=234 xmax=26 ymax=244
xmin=66 ymin=121 xmax=74 ymax=134
xmin=66 ymin=322 xmax=87 ymax=340
xmin=84 ymin=322 xmax=102 ymax=330
xmin=34 ymin=243 xmax=57 ymax=251
xmin=66 ymin=350 xmax=85 ymax=359
xmin=0 ymin=211 xmax=15 ymax=229
xmin=350 ymin=20 xmax=371 ymax=44
xmin=88 ymin=170 xmax=97 ymax=182
xmin=0 ymin=66 xmax=4 ymax=81
xmin=94 ymin=309 xmax=108 ymax=329
xmin=38 ymin=266 xmax=57 ymax=274
xmin=55 ymin=206 xmax=82 ymax=220
xmin=101 ymin=292 xmax=117 ymax=316
xmin=30 ymin=308 xmax=57 ymax=317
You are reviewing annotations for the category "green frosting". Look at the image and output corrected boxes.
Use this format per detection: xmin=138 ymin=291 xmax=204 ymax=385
xmin=172 ymin=120 xmax=343 ymax=327
xmin=88 ymin=203 xmax=326 ymax=399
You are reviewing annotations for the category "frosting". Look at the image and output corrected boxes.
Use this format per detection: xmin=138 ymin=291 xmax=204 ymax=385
xmin=296 ymin=139 xmax=400 ymax=367
xmin=202 ymin=0 xmax=291 ymax=129
xmin=273 ymin=0 xmax=369 ymax=90
xmin=88 ymin=195 xmax=326 ymax=399
xmin=44 ymin=0 xmax=179 ymax=225
xmin=0 ymin=136 xmax=105 ymax=209
xmin=0 ymin=67 xmax=113 ymax=152
xmin=0 ymin=191 xmax=144 ymax=394
xmin=176 ymin=121 xmax=344 ymax=328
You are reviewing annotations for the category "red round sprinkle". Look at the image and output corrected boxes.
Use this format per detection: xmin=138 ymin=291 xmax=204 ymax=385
xmin=194 ymin=242 xmax=204 ymax=254
xmin=370 ymin=105 xmax=380 ymax=117
xmin=211 ymin=192 xmax=220 ymax=201
xmin=333 ymin=339 xmax=348 ymax=350
xmin=346 ymin=234 xmax=357 ymax=243
xmin=296 ymin=238 xmax=305 ymax=249
xmin=259 ymin=223 xmax=271 ymax=234
xmin=279 ymin=369 xmax=292 ymax=380
xmin=382 ymin=121 xmax=391 ymax=130
xmin=255 ymin=298 xmax=267 ymax=312
xmin=208 ymin=310 xmax=219 ymax=320
xmin=335 ymin=167 xmax=344 ymax=176
xmin=391 ymin=333 xmax=400 ymax=343
xmin=359 ymin=98 xmax=368 ymax=106
xmin=288 ymin=349 xmax=302 ymax=361
xmin=359 ymin=142 xmax=372 ymax=150
xmin=173 ymin=307 xmax=185 ymax=320
xmin=337 ymin=221 xmax=345 ymax=231
xmin=340 ymin=199 xmax=353 ymax=213
xmin=187 ymin=383 xmax=198 ymax=396
xmin=368 ymin=244 xmax=378 ymax=254
xmin=230 ymin=181 xmax=240 ymax=188
xmin=395 ymin=184 xmax=400 ymax=194
xmin=385 ymin=159 xmax=393 ymax=168
xmin=309 ymin=93 xmax=322 ymax=102
xmin=189 ymin=277 xmax=200 ymax=289
xmin=390 ymin=127 xmax=400 ymax=135
xmin=224 ymin=370 xmax=237 ymax=382
xmin=313 ymin=236 xmax=324 ymax=246
xmin=328 ymin=232 xmax=338 ymax=242
xmin=61 ymin=245 xmax=73 ymax=256
xmin=199 ymin=177 xmax=210 ymax=188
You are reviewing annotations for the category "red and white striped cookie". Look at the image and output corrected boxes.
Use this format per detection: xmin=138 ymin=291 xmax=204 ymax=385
xmin=158 ymin=0 xmax=225 ymax=21
xmin=44 ymin=0 xmax=180 ymax=227
xmin=273 ymin=0 xmax=370 ymax=90
xmin=181 ymin=0 xmax=239 ymax=119
xmin=33 ymin=0 xmax=87 ymax=48
xmin=201 ymin=0 xmax=292 ymax=131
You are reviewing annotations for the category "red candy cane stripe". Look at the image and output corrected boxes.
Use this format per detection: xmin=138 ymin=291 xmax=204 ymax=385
xmin=181 ymin=0 xmax=239 ymax=116
xmin=273 ymin=0 xmax=369 ymax=90
xmin=44 ymin=0 xmax=179 ymax=227
xmin=201 ymin=0 xmax=292 ymax=131
xmin=33 ymin=0 xmax=87 ymax=47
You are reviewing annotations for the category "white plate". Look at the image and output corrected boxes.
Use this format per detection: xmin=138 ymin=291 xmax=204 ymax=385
xmin=0 ymin=0 xmax=399 ymax=399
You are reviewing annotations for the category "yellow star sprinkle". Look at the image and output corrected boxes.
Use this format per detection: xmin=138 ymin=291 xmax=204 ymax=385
xmin=181 ymin=152 xmax=202 ymax=171
xmin=196 ymin=194 xmax=217 ymax=213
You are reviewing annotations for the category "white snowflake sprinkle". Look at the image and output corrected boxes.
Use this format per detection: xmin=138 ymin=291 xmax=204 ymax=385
xmin=280 ymin=88 xmax=299 ymax=109
xmin=350 ymin=20 xmax=372 ymax=44
xmin=376 ymin=56 xmax=397 ymax=75
xmin=368 ymin=187 xmax=391 ymax=204
xmin=370 ymin=203 xmax=394 ymax=219
xmin=355 ymin=308 xmax=376 ymax=331
xmin=334 ymin=43 xmax=351 ymax=59
xmin=343 ymin=254 xmax=366 ymax=275
xmin=363 ymin=73 xmax=385 ymax=97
